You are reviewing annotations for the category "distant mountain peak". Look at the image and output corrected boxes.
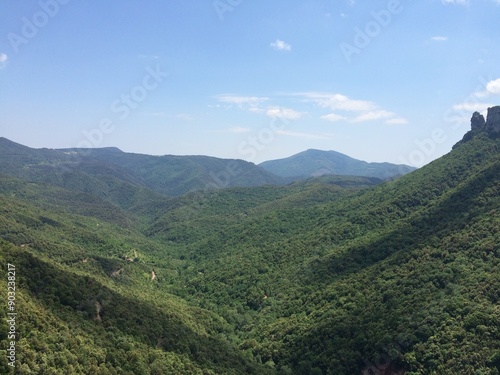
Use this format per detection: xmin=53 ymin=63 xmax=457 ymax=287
xmin=259 ymin=149 xmax=415 ymax=179
xmin=0 ymin=137 xmax=27 ymax=148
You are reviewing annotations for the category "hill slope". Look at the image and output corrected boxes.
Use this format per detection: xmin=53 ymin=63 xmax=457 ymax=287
xmin=0 ymin=176 xmax=274 ymax=374
xmin=259 ymin=148 xmax=415 ymax=179
xmin=0 ymin=137 xmax=286 ymax=198
xmin=58 ymin=146 xmax=287 ymax=196
xmin=145 ymin=128 xmax=499 ymax=374
xmin=0 ymin=111 xmax=499 ymax=374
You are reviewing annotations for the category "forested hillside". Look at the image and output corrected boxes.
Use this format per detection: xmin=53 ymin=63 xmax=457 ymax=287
xmin=0 ymin=137 xmax=286 ymax=198
xmin=0 ymin=118 xmax=499 ymax=374
xmin=259 ymin=148 xmax=415 ymax=178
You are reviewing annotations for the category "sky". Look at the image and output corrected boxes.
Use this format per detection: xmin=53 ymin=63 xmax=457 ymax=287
xmin=1 ymin=0 xmax=500 ymax=166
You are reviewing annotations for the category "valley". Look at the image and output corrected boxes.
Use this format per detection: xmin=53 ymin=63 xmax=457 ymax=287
xmin=0 ymin=111 xmax=499 ymax=374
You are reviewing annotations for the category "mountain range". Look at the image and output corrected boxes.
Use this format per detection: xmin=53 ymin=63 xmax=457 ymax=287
xmin=0 ymin=137 xmax=414 ymax=200
xmin=0 ymin=107 xmax=499 ymax=374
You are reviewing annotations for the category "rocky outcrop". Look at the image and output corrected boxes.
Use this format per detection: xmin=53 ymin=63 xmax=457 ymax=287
xmin=454 ymin=105 xmax=500 ymax=148
xmin=470 ymin=111 xmax=485 ymax=130
xmin=95 ymin=301 xmax=102 ymax=321
xmin=470 ymin=106 xmax=500 ymax=134
xmin=485 ymin=106 xmax=500 ymax=133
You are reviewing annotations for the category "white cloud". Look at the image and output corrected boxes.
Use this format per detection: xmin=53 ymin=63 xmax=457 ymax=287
xmin=485 ymin=78 xmax=500 ymax=95
xmin=464 ymin=78 xmax=500 ymax=101
xmin=266 ymin=107 xmax=303 ymax=120
xmin=216 ymin=95 xmax=269 ymax=105
xmin=452 ymin=102 xmax=494 ymax=113
xmin=352 ymin=110 xmax=395 ymax=123
xmin=248 ymin=106 xmax=266 ymax=114
xmin=270 ymin=39 xmax=291 ymax=52
xmin=216 ymin=95 xmax=269 ymax=113
xmin=0 ymin=53 xmax=8 ymax=69
xmin=295 ymin=92 xmax=406 ymax=124
xmin=385 ymin=117 xmax=409 ymax=125
xmin=215 ymin=94 xmax=303 ymax=120
xmin=431 ymin=36 xmax=448 ymax=42
xmin=216 ymin=91 xmax=406 ymax=126
xmin=320 ymin=113 xmax=346 ymax=122
xmin=301 ymin=92 xmax=377 ymax=112
xmin=450 ymin=79 xmax=500 ymax=121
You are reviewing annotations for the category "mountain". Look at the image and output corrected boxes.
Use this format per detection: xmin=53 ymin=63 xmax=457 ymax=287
xmin=0 ymin=138 xmax=286 ymax=198
xmin=144 ymin=111 xmax=500 ymax=374
xmin=259 ymin=149 xmax=416 ymax=179
xmin=0 ymin=108 xmax=499 ymax=374
xmin=0 ymin=172 xmax=275 ymax=374
xmin=0 ymin=138 xmax=406 ymax=201
xmin=58 ymin=146 xmax=287 ymax=196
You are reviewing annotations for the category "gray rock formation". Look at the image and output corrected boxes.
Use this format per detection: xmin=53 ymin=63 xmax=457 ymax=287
xmin=471 ymin=111 xmax=485 ymax=130
xmin=485 ymin=106 xmax=500 ymax=133
xmin=453 ymin=105 xmax=500 ymax=148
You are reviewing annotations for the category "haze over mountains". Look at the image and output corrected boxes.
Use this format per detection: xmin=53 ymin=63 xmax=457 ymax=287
xmin=259 ymin=149 xmax=415 ymax=179
xmin=0 ymin=108 xmax=499 ymax=374
xmin=0 ymin=137 xmax=414 ymax=198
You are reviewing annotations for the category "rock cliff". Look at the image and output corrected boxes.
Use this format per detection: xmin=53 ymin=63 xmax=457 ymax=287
xmin=485 ymin=106 xmax=500 ymax=133
xmin=454 ymin=105 xmax=500 ymax=148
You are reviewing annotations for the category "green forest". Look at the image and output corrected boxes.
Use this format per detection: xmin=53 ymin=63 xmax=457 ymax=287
xmin=0 ymin=126 xmax=499 ymax=374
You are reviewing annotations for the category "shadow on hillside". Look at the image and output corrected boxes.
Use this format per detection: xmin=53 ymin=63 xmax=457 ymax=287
xmin=302 ymin=161 xmax=499 ymax=286
xmin=282 ymin=158 xmax=499 ymax=374
xmin=6 ymin=245 xmax=271 ymax=375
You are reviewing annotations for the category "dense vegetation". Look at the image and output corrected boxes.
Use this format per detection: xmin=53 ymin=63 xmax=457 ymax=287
xmin=0 ymin=129 xmax=499 ymax=374
xmin=0 ymin=137 xmax=286 ymax=197
xmin=259 ymin=148 xmax=415 ymax=179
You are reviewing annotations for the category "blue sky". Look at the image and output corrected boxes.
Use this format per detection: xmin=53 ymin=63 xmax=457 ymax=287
xmin=1 ymin=0 xmax=500 ymax=166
